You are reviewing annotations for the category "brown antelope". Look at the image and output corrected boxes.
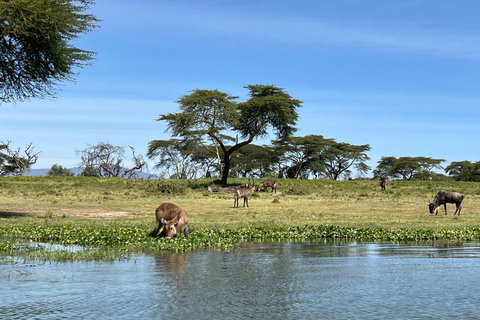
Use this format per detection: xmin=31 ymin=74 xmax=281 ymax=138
xmin=234 ymin=178 xmax=255 ymax=208
xmin=256 ymin=179 xmax=276 ymax=193
xmin=151 ymin=203 xmax=189 ymax=238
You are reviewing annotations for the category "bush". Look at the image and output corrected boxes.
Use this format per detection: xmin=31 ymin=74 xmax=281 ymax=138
xmin=78 ymin=166 xmax=99 ymax=177
xmin=47 ymin=164 xmax=74 ymax=176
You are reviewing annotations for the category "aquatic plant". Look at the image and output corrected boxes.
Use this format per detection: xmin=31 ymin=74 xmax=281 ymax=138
xmin=0 ymin=241 xmax=18 ymax=253
xmin=2 ymin=224 xmax=480 ymax=262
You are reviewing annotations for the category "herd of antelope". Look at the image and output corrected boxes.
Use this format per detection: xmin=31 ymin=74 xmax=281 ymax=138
xmin=150 ymin=175 xmax=466 ymax=238
xmin=234 ymin=178 xmax=276 ymax=208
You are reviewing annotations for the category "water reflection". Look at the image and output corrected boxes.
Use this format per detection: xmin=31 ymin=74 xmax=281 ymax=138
xmin=1 ymin=240 xmax=480 ymax=319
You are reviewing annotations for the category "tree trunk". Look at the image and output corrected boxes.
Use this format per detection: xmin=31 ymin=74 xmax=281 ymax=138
xmin=221 ymin=154 xmax=231 ymax=187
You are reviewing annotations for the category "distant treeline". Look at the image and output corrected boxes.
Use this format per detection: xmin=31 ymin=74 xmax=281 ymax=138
xmin=146 ymin=137 xmax=479 ymax=182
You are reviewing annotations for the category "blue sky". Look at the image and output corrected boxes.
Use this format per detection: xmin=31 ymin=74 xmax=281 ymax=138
xmin=2 ymin=0 xmax=480 ymax=175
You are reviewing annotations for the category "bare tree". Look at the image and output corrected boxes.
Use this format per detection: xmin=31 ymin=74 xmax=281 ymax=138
xmin=77 ymin=142 xmax=147 ymax=179
xmin=147 ymin=139 xmax=199 ymax=179
xmin=0 ymin=141 xmax=40 ymax=176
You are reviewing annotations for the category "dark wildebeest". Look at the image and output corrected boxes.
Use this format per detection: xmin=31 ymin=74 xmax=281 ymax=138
xmin=379 ymin=176 xmax=387 ymax=190
xmin=428 ymin=190 xmax=464 ymax=217
xmin=234 ymin=179 xmax=255 ymax=208
xmin=256 ymin=179 xmax=277 ymax=193
xmin=150 ymin=203 xmax=189 ymax=238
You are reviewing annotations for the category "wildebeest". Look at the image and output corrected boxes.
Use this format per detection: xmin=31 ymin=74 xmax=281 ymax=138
xmin=428 ymin=190 xmax=464 ymax=217
xmin=151 ymin=203 xmax=189 ymax=238
xmin=379 ymin=176 xmax=387 ymax=190
xmin=256 ymin=179 xmax=277 ymax=193
xmin=234 ymin=179 xmax=255 ymax=208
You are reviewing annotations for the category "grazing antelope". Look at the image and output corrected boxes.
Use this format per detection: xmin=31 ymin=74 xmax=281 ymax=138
xmin=256 ymin=179 xmax=277 ymax=193
xmin=151 ymin=203 xmax=189 ymax=238
xmin=379 ymin=176 xmax=387 ymax=190
xmin=234 ymin=179 xmax=255 ymax=208
xmin=428 ymin=190 xmax=464 ymax=217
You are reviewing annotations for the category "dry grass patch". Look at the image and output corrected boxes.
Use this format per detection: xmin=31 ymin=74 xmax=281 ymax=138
xmin=1 ymin=177 xmax=480 ymax=231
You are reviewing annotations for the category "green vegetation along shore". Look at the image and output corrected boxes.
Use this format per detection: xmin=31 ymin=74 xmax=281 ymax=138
xmin=1 ymin=176 xmax=480 ymax=261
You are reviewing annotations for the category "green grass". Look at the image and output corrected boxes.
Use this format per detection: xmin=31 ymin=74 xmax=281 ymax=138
xmin=1 ymin=176 xmax=480 ymax=260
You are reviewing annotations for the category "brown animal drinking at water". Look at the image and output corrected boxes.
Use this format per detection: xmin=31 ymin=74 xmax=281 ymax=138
xmin=150 ymin=203 xmax=189 ymax=238
xmin=256 ymin=179 xmax=277 ymax=193
xmin=234 ymin=179 xmax=255 ymax=208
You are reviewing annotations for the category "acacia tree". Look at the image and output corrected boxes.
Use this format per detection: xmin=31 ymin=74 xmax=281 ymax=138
xmin=273 ymin=135 xmax=370 ymax=180
xmin=156 ymin=85 xmax=301 ymax=186
xmin=320 ymin=142 xmax=371 ymax=180
xmin=273 ymin=135 xmax=333 ymax=179
xmin=375 ymin=156 xmax=444 ymax=180
xmin=77 ymin=142 xmax=147 ymax=179
xmin=0 ymin=0 xmax=100 ymax=103
xmin=373 ymin=156 xmax=397 ymax=178
xmin=445 ymin=161 xmax=480 ymax=181
xmin=0 ymin=141 xmax=40 ymax=176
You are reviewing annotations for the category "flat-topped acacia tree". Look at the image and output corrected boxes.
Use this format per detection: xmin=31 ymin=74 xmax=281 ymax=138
xmin=154 ymin=84 xmax=302 ymax=186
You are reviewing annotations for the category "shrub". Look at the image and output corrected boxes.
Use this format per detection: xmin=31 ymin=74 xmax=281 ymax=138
xmin=47 ymin=164 xmax=74 ymax=176
xmin=78 ymin=166 xmax=99 ymax=177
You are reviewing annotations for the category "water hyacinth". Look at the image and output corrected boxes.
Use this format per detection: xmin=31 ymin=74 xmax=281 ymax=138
xmin=2 ymin=225 xmax=480 ymax=261
xmin=0 ymin=241 xmax=18 ymax=253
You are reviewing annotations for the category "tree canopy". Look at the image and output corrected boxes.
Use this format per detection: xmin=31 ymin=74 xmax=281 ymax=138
xmin=321 ymin=142 xmax=371 ymax=180
xmin=147 ymin=133 xmax=372 ymax=181
xmin=375 ymin=156 xmax=444 ymax=180
xmin=0 ymin=0 xmax=100 ymax=103
xmin=445 ymin=160 xmax=480 ymax=182
xmin=273 ymin=135 xmax=334 ymax=179
xmin=155 ymin=84 xmax=302 ymax=186
xmin=273 ymin=135 xmax=370 ymax=180
xmin=228 ymin=144 xmax=278 ymax=178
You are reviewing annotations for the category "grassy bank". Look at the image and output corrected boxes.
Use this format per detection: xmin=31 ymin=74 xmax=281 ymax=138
xmin=1 ymin=176 xmax=480 ymax=260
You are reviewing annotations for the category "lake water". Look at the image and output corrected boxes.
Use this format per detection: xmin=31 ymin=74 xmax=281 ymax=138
xmin=1 ymin=240 xmax=480 ymax=319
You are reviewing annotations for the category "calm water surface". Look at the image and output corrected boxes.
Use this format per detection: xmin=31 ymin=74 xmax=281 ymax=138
xmin=1 ymin=240 xmax=480 ymax=319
